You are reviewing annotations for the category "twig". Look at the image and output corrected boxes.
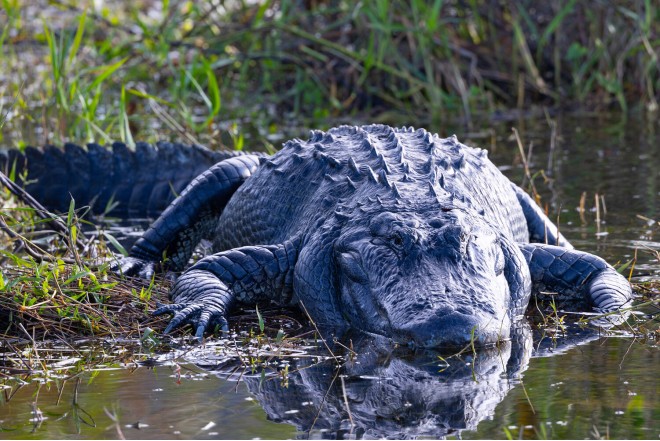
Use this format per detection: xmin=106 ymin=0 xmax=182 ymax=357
xmin=512 ymin=127 xmax=539 ymax=199
xmin=308 ymin=365 xmax=341 ymax=435
xmin=104 ymin=406 xmax=126 ymax=440
xmin=0 ymin=214 xmax=63 ymax=262
xmin=297 ymin=300 xmax=340 ymax=364
xmin=339 ymin=375 xmax=354 ymax=429
xmin=0 ymin=170 xmax=85 ymax=249
xmin=595 ymin=193 xmax=601 ymax=235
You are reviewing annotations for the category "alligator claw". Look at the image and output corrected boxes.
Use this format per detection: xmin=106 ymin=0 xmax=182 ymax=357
xmin=163 ymin=304 xmax=204 ymax=334
xmin=153 ymin=302 xmax=186 ymax=316
xmin=164 ymin=271 xmax=179 ymax=282
xmin=110 ymin=256 xmax=156 ymax=279
xmin=152 ymin=269 xmax=233 ymax=339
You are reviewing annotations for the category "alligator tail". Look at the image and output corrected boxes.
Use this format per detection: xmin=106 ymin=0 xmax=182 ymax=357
xmin=0 ymin=141 xmax=247 ymax=217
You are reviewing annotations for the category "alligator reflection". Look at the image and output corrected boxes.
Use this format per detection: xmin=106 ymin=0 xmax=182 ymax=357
xmin=198 ymin=324 xmax=600 ymax=439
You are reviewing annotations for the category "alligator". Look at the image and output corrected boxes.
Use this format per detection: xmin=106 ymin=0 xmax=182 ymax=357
xmin=1 ymin=125 xmax=633 ymax=348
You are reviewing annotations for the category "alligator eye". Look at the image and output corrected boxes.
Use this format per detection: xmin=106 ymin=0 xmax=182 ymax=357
xmin=391 ymin=232 xmax=404 ymax=247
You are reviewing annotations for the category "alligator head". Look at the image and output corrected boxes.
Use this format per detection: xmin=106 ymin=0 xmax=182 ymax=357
xmin=332 ymin=205 xmax=530 ymax=349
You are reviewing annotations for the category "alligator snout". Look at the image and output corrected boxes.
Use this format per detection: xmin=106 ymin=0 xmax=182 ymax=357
xmin=396 ymin=308 xmax=509 ymax=349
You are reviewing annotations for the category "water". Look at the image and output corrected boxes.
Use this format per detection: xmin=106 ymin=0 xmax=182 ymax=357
xmin=0 ymin=361 xmax=296 ymax=439
xmin=464 ymin=336 xmax=659 ymax=440
xmin=0 ymin=331 xmax=657 ymax=439
xmin=1 ymin=114 xmax=658 ymax=439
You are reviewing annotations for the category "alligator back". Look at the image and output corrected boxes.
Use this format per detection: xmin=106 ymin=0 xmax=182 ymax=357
xmin=1 ymin=142 xmax=244 ymax=217
xmin=213 ymin=124 xmax=529 ymax=250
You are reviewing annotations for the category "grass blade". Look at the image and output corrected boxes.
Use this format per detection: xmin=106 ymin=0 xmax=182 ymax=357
xmin=102 ymin=232 xmax=128 ymax=257
xmin=537 ymin=0 xmax=577 ymax=59
xmin=88 ymin=58 xmax=128 ymax=92
xmin=67 ymin=10 xmax=87 ymax=67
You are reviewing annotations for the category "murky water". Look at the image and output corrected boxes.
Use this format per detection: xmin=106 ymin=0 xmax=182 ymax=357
xmin=1 ymin=114 xmax=658 ymax=439
xmin=0 ymin=331 xmax=657 ymax=439
xmin=0 ymin=361 xmax=296 ymax=439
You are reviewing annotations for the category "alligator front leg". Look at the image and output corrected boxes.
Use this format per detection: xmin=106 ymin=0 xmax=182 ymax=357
xmin=154 ymin=239 xmax=300 ymax=338
xmin=113 ymin=155 xmax=261 ymax=277
xmin=520 ymin=243 xmax=632 ymax=312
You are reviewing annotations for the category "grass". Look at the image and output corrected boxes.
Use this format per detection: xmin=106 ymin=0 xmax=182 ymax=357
xmin=0 ymin=1 xmax=658 ymax=149
xmin=0 ymin=200 xmax=169 ymax=341
xmin=0 ymin=181 xmax=309 ymax=343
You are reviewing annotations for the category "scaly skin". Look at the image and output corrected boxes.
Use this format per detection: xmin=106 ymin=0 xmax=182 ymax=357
xmin=1 ymin=125 xmax=633 ymax=348
xmin=0 ymin=141 xmax=246 ymax=216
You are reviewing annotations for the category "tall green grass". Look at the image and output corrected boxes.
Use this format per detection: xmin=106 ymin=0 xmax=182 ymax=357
xmin=0 ymin=0 xmax=657 ymax=147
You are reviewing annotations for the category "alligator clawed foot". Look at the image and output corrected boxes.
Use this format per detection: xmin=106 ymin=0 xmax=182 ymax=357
xmin=110 ymin=256 xmax=157 ymax=279
xmin=153 ymin=302 xmax=229 ymax=341
xmin=153 ymin=269 xmax=232 ymax=340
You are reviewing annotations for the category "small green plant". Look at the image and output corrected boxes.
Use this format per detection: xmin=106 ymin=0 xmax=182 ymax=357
xmin=0 ymin=190 xmax=169 ymax=341
xmin=139 ymin=327 xmax=160 ymax=351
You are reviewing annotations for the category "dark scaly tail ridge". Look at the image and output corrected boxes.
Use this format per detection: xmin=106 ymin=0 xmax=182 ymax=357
xmin=0 ymin=142 xmax=249 ymax=218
